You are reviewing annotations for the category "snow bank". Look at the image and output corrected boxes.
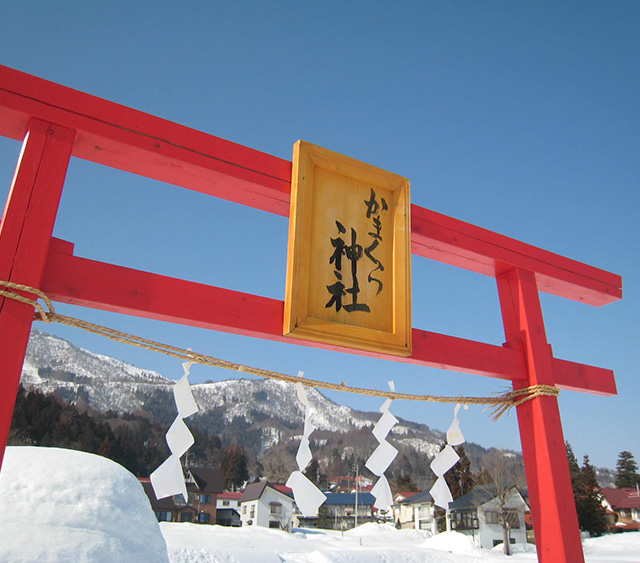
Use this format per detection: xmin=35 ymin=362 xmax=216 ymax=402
xmin=0 ymin=446 xmax=168 ymax=563
xmin=583 ymin=532 xmax=640 ymax=556
xmin=422 ymin=531 xmax=480 ymax=555
xmin=1 ymin=447 xmax=639 ymax=563
xmin=161 ymin=521 xmax=489 ymax=562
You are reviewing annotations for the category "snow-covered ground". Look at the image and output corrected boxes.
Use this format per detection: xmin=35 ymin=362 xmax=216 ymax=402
xmin=1 ymin=447 xmax=638 ymax=563
xmin=161 ymin=523 xmax=640 ymax=563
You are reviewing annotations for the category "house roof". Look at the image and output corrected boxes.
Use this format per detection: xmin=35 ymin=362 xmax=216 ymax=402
xmin=139 ymin=480 xmax=180 ymax=511
xmin=395 ymin=490 xmax=421 ymax=501
xmin=355 ymin=485 xmax=374 ymax=493
xmin=448 ymin=485 xmax=527 ymax=511
xmin=323 ymin=492 xmax=376 ymax=506
xmin=601 ymin=488 xmax=640 ymax=510
xmin=397 ymin=489 xmax=433 ymax=505
xmin=218 ymin=491 xmax=243 ymax=500
xmin=449 ymin=485 xmax=499 ymax=510
xmin=272 ymin=484 xmax=293 ymax=495
xmin=186 ymin=467 xmax=224 ymax=494
xmin=615 ymin=521 xmax=639 ymax=531
xmin=240 ymin=480 xmax=293 ymax=502
xmin=241 ymin=479 xmax=268 ymax=501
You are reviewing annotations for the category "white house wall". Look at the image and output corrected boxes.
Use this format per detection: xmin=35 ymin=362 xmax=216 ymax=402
xmin=394 ymin=501 xmax=437 ymax=534
xmin=415 ymin=505 xmax=438 ymax=534
xmin=241 ymin=488 xmax=294 ymax=529
xmin=477 ymin=494 xmax=528 ymax=549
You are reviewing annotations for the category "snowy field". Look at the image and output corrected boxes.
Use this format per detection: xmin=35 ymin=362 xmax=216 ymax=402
xmin=161 ymin=523 xmax=640 ymax=563
xmin=1 ymin=447 xmax=638 ymax=563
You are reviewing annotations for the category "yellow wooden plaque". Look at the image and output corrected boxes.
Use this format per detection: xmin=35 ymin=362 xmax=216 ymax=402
xmin=284 ymin=141 xmax=412 ymax=356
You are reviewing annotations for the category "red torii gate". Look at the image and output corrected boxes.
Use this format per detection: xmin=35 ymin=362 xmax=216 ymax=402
xmin=0 ymin=65 xmax=621 ymax=562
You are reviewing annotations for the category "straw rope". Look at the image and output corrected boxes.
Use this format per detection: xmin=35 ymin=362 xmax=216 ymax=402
xmin=0 ymin=279 xmax=559 ymax=420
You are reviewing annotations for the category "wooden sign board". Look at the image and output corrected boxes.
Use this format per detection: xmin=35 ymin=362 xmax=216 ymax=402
xmin=284 ymin=141 xmax=412 ymax=356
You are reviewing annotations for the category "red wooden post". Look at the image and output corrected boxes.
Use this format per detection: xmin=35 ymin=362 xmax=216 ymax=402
xmin=0 ymin=118 xmax=74 ymax=470
xmin=497 ymin=268 xmax=584 ymax=563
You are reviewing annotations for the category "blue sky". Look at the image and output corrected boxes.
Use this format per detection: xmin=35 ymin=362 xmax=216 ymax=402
xmin=0 ymin=2 xmax=638 ymax=469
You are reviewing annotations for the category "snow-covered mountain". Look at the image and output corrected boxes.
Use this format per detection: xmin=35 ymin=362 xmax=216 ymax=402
xmin=22 ymin=330 xmax=171 ymax=413
xmin=20 ymin=329 xmax=449 ymax=463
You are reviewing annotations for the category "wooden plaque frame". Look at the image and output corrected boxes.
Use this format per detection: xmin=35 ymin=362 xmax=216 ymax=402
xmin=284 ymin=141 xmax=412 ymax=356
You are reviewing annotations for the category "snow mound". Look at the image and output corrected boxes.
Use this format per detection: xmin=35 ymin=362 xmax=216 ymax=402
xmin=491 ymin=542 xmax=537 ymax=554
xmin=583 ymin=532 xmax=640 ymax=554
xmin=343 ymin=522 xmax=398 ymax=536
xmin=0 ymin=446 xmax=168 ymax=563
xmin=421 ymin=531 xmax=480 ymax=554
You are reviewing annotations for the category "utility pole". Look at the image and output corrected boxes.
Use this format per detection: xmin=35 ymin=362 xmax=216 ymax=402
xmin=353 ymin=462 xmax=359 ymax=528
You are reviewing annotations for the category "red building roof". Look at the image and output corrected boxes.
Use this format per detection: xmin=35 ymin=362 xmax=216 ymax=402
xmin=272 ymin=484 xmax=293 ymax=495
xmin=218 ymin=491 xmax=243 ymax=500
xmin=395 ymin=490 xmax=420 ymax=500
xmin=601 ymin=488 xmax=640 ymax=510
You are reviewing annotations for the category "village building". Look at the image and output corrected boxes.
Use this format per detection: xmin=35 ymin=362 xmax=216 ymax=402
xmin=394 ymin=490 xmax=438 ymax=533
xmin=240 ymin=479 xmax=296 ymax=530
xmin=215 ymin=491 xmax=243 ymax=527
xmin=446 ymin=485 xmax=529 ymax=549
xmin=600 ymin=488 xmax=640 ymax=533
xmin=297 ymin=492 xmax=377 ymax=530
xmin=140 ymin=466 xmax=223 ymax=524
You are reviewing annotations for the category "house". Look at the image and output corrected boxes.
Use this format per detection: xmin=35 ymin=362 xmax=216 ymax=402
xmin=329 ymin=475 xmax=374 ymax=493
xmin=240 ymin=479 xmax=296 ymax=530
xmin=140 ymin=479 xmax=195 ymax=523
xmin=394 ymin=490 xmax=420 ymax=503
xmin=298 ymin=492 xmax=377 ymax=529
xmin=216 ymin=491 xmax=242 ymax=527
xmin=392 ymin=490 xmax=419 ymax=529
xmin=447 ymin=485 xmax=529 ymax=549
xmin=140 ymin=466 xmax=224 ymax=524
xmin=600 ymin=488 xmax=640 ymax=532
xmin=184 ymin=467 xmax=224 ymax=524
xmin=394 ymin=489 xmax=438 ymax=533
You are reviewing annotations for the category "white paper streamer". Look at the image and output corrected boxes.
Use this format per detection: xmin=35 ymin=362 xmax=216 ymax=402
xmin=150 ymin=455 xmax=187 ymax=501
xmin=429 ymin=403 xmax=467 ymax=508
xmin=287 ymin=372 xmax=326 ymax=517
xmin=446 ymin=403 xmax=466 ymax=446
xmin=286 ymin=471 xmax=327 ymax=517
xmin=367 ymin=441 xmax=399 ymax=477
xmin=370 ymin=474 xmax=394 ymax=510
xmin=174 ymin=375 xmax=198 ymax=418
xmin=150 ymin=359 xmax=199 ymax=502
xmin=372 ymin=409 xmax=399 ymax=443
xmin=365 ymin=381 xmax=398 ymax=511
xmin=430 ymin=445 xmax=459 ymax=477
xmin=430 ymin=476 xmax=453 ymax=508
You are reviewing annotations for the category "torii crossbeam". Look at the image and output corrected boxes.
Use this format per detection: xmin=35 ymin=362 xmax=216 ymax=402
xmin=0 ymin=65 xmax=621 ymax=563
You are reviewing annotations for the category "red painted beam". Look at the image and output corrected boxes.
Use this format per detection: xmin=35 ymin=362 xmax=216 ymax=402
xmin=40 ymin=241 xmax=616 ymax=395
xmin=0 ymin=65 xmax=622 ymax=306
xmin=41 ymin=244 xmax=520 ymax=380
xmin=411 ymin=206 xmax=622 ymax=306
xmin=0 ymin=65 xmax=292 ymax=216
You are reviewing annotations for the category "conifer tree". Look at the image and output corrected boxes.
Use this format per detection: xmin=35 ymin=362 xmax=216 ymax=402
xmin=219 ymin=444 xmax=249 ymax=491
xmin=303 ymin=458 xmax=326 ymax=487
xmin=9 ymin=385 xmax=167 ymax=477
xmin=566 ymin=444 xmax=608 ymax=536
xmin=566 ymin=442 xmax=583 ymax=499
xmin=615 ymin=451 xmax=640 ymax=488
xmin=393 ymin=473 xmax=419 ymax=492
xmin=445 ymin=444 xmax=475 ymax=499
xmin=575 ymin=453 xmax=608 ymax=537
